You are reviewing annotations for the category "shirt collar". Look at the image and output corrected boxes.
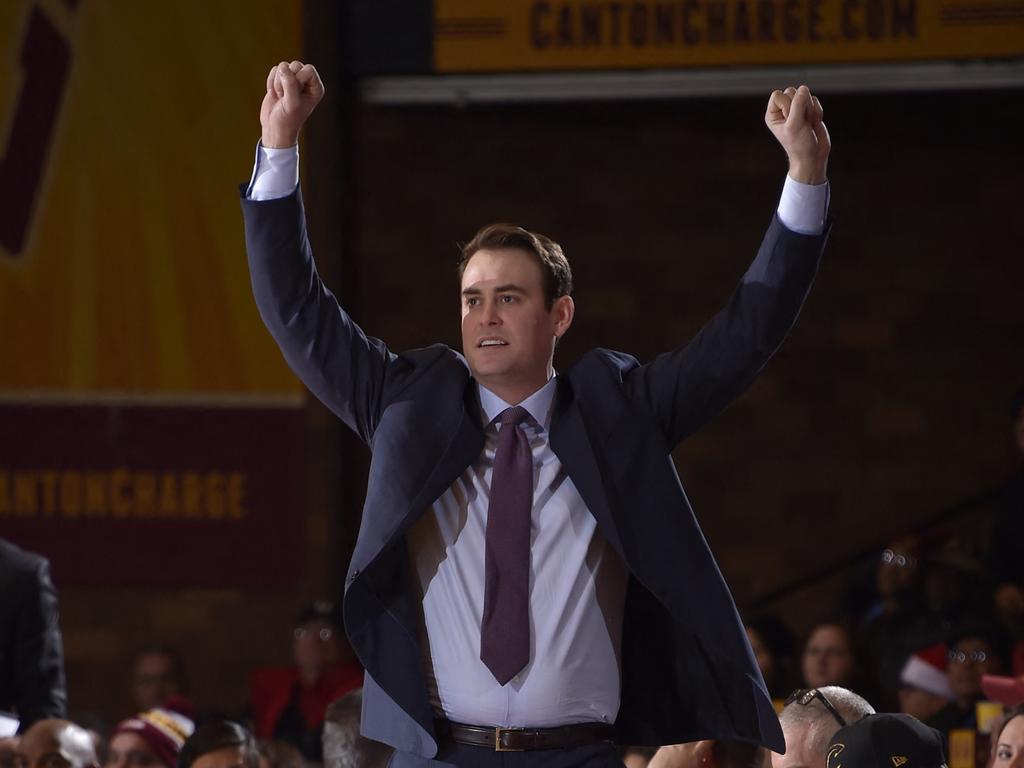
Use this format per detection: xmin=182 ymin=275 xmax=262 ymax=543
xmin=478 ymin=376 xmax=558 ymax=432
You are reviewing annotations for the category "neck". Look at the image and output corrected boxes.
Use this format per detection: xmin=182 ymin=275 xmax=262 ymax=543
xmin=478 ymin=372 xmax=551 ymax=406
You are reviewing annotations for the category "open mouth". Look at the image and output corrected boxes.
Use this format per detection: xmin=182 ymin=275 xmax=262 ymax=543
xmin=478 ymin=339 xmax=508 ymax=348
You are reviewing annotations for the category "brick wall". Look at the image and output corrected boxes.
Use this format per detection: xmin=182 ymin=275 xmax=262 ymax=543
xmin=344 ymin=89 xmax=1024 ymax=629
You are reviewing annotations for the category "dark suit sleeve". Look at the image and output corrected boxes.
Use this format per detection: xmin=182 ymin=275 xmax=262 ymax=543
xmin=10 ymin=555 xmax=67 ymax=729
xmin=624 ymin=214 xmax=829 ymax=447
xmin=241 ymin=187 xmax=393 ymax=443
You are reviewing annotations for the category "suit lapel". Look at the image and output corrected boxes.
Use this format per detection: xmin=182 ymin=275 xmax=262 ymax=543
xmin=549 ymin=377 xmax=625 ymax=558
xmin=387 ymin=380 xmax=485 ymax=550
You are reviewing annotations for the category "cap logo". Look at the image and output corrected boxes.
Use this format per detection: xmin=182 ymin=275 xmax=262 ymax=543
xmin=827 ymin=742 xmax=846 ymax=768
xmin=892 ymin=757 xmax=909 ymax=767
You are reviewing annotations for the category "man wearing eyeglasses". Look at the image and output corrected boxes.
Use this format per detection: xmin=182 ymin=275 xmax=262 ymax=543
xmin=773 ymin=687 xmax=874 ymax=768
xmin=249 ymin=602 xmax=363 ymax=763
xmin=927 ymin=627 xmax=1005 ymax=734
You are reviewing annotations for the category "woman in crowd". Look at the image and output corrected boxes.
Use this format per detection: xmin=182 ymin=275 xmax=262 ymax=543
xmin=991 ymin=705 xmax=1024 ymax=768
xmin=802 ymin=622 xmax=857 ymax=690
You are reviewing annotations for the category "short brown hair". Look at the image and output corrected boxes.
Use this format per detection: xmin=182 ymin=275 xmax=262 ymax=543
xmin=458 ymin=224 xmax=573 ymax=309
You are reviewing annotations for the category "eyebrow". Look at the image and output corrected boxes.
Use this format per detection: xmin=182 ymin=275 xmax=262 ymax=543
xmin=461 ymin=284 xmax=527 ymax=297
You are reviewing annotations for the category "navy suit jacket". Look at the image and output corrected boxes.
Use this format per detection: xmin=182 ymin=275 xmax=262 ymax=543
xmin=242 ymin=188 xmax=829 ymax=758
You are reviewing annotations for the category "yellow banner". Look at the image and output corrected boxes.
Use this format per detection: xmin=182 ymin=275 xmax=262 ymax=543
xmin=435 ymin=0 xmax=1024 ymax=72
xmin=0 ymin=0 xmax=303 ymax=395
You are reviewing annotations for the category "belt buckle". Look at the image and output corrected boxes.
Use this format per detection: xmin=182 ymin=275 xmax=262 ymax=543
xmin=494 ymin=726 xmax=524 ymax=752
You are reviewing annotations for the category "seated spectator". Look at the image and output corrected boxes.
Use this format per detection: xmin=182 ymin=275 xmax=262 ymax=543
xmin=14 ymin=720 xmax=98 ymax=768
xmin=131 ymin=649 xmax=188 ymax=713
xmin=990 ymin=704 xmax=1024 ymax=768
xmin=897 ymin=645 xmax=955 ymax=724
xmin=321 ymin=690 xmax=390 ymax=768
xmin=929 ymin=621 xmax=1006 ymax=732
xmin=648 ymin=739 xmax=765 ymax=768
xmin=249 ymin=602 xmax=362 ymax=763
xmin=746 ymin=616 xmax=798 ymax=700
xmin=858 ymin=537 xmax=945 ymax=710
xmin=824 ymin=713 xmax=945 ymax=768
xmin=254 ymin=741 xmax=303 ymax=768
xmin=802 ymin=623 xmax=858 ymax=690
xmin=106 ymin=698 xmax=194 ymax=768
xmin=773 ymin=686 xmax=875 ymax=768
xmin=178 ymin=722 xmax=257 ymax=768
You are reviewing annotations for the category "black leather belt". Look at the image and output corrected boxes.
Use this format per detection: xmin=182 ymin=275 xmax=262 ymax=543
xmin=439 ymin=719 xmax=614 ymax=752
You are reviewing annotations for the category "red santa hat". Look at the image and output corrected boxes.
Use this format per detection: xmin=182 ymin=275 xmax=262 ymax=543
xmin=111 ymin=697 xmax=196 ymax=768
xmin=900 ymin=644 xmax=955 ymax=700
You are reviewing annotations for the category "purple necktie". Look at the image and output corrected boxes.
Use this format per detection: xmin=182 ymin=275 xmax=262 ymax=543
xmin=480 ymin=406 xmax=533 ymax=685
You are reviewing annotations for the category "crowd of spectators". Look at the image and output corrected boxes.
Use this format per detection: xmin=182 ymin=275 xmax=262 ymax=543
xmin=0 ymin=618 xmax=381 ymax=768
xmin=740 ymin=389 xmax=1024 ymax=723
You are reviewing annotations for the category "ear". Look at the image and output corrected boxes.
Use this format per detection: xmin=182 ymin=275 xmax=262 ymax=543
xmin=551 ymin=295 xmax=575 ymax=339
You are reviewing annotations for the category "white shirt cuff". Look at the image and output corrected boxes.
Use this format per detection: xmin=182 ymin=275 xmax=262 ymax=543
xmin=777 ymin=175 xmax=829 ymax=235
xmin=246 ymin=142 xmax=299 ymax=200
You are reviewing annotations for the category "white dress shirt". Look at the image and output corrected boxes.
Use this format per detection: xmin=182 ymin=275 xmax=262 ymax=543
xmin=406 ymin=378 xmax=629 ymax=727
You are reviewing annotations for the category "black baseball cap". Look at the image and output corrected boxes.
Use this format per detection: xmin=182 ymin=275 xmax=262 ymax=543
xmin=826 ymin=714 xmax=947 ymax=768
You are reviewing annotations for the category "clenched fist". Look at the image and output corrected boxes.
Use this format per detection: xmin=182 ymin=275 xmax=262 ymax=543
xmin=765 ymin=85 xmax=830 ymax=186
xmin=260 ymin=60 xmax=324 ymax=149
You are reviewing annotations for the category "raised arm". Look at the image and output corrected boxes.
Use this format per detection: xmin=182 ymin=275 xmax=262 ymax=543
xmin=624 ymin=85 xmax=832 ymax=446
xmin=243 ymin=62 xmax=392 ymax=442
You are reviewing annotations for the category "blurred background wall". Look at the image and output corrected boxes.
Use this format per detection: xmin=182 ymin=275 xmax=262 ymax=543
xmin=1 ymin=0 xmax=1022 ymax=726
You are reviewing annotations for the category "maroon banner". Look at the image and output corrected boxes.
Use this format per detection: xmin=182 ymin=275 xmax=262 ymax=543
xmin=0 ymin=402 xmax=304 ymax=588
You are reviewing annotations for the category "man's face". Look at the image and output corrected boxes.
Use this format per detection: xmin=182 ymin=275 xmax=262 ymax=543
xmin=772 ymin=723 xmax=820 ymax=768
xmin=132 ymin=652 xmax=179 ymax=710
xmin=947 ymin=637 xmax=997 ymax=702
xmin=460 ymin=248 xmax=572 ymax=402
xmin=15 ymin=722 xmax=93 ymax=768
xmin=292 ymin=620 xmax=340 ymax=678
xmin=876 ymin=540 xmax=919 ymax=598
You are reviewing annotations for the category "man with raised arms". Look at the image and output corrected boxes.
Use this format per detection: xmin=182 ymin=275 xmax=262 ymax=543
xmin=242 ymin=61 xmax=831 ymax=768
